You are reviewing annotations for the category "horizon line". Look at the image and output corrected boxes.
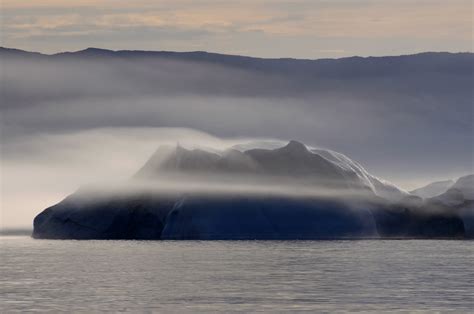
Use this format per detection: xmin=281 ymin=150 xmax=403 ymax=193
xmin=1 ymin=46 xmax=473 ymax=62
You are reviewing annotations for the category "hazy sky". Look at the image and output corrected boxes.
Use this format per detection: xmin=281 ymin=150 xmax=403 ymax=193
xmin=1 ymin=0 xmax=472 ymax=58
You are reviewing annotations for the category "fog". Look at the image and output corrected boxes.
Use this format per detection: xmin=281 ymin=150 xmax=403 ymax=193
xmin=1 ymin=127 xmax=270 ymax=228
xmin=1 ymin=49 xmax=473 ymax=227
xmin=71 ymin=178 xmax=381 ymax=204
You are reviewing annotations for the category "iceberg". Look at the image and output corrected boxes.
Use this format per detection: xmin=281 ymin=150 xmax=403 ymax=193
xmin=33 ymin=141 xmax=468 ymax=239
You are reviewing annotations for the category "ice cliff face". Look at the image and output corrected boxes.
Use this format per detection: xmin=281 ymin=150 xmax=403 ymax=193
xmin=33 ymin=191 xmax=465 ymax=240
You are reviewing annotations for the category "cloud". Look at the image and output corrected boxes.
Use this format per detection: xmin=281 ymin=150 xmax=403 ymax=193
xmin=2 ymin=52 xmax=473 ymax=170
xmin=2 ymin=0 xmax=472 ymax=57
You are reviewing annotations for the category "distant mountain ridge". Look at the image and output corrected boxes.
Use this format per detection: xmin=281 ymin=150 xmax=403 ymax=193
xmin=3 ymin=46 xmax=472 ymax=59
xmin=2 ymin=46 xmax=472 ymax=77
xmin=2 ymin=46 xmax=472 ymax=59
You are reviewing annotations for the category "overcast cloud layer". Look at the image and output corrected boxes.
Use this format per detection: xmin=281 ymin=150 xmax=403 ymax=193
xmin=1 ymin=0 xmax=472 ymax=58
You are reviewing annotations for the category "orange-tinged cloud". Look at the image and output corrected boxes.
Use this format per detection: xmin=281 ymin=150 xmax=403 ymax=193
xmin=1 ymin=1 xmax=472 ymax=57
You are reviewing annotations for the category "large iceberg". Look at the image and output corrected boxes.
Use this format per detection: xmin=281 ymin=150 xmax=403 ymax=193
xmin=33 ymin=141 xmax=469 ymax=239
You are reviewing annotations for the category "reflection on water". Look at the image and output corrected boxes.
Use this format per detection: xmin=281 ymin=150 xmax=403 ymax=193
xmin=1 ymin=236 xmax=473 ymax=312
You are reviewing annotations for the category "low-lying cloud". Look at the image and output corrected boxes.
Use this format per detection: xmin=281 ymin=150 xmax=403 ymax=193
xmin=1 ymin=127 xmax=275 ymax=228
xmin=1 ymin=50 xmax=473 ymax=227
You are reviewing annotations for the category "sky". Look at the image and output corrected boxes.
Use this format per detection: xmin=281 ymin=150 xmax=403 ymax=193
xmin=1 ymin=0 xmax=473 ymax=58
xmin=1 ymin=1 xmax=473 ymax=228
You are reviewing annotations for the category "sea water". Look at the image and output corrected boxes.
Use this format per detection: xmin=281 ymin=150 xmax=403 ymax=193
xmin=1 ymin=236 xmax=473 ymax=312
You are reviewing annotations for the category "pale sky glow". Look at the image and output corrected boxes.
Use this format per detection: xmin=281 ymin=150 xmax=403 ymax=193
xmin=1 ymin=0 xmax=472 ymax=58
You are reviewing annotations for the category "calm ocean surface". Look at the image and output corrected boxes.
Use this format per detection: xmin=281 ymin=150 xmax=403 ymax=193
xmin=1 ymin=236 xmax=473 ymax=312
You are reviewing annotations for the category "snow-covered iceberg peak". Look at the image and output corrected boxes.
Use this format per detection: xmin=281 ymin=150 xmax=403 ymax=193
xmin=133 ymin=140 xmax=408 ymax=201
